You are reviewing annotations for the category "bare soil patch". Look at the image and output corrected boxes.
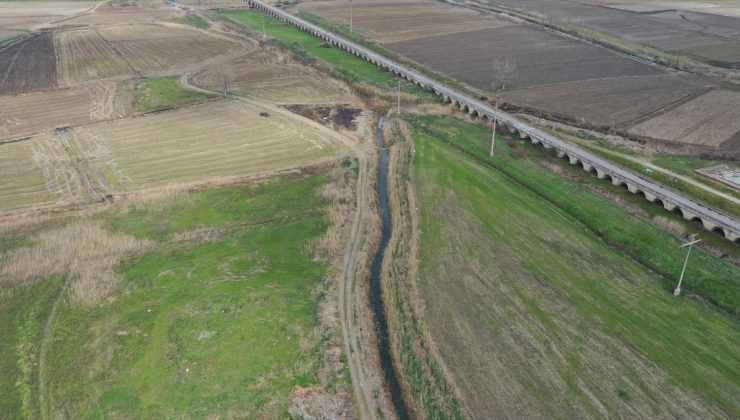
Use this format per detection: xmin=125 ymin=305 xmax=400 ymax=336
xmin=192 ymin=46 xmax=353 ymax=105
xmin=284 ymin=105 xmax=361 ymax=131
xmin=628 ymin=89 xmax=740 ymax=147
xmin=0 ymin=32 xmax=57 ymax=95
xmin=298 ymin=0 xmax=507 ymax=43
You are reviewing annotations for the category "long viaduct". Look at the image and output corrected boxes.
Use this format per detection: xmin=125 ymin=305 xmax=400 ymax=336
xmin=247 ymin=0 xmax=740 ymax=242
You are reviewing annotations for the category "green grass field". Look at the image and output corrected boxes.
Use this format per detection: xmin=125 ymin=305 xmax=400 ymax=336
xmin=170 ymin=14 xmax=209 ymax=30
xmin=0 ymin=170 xmax=351 ymax=418
xmin=410 ymin=118 xmax=740 ymax=417
xmin=132 ymin=77 xmax=212 ymax=113
xmin=407 ymin=115 xmax=740 ymax=315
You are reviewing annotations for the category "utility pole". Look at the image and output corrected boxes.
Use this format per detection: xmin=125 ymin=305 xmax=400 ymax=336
xmin=674 ymin=234 xmax=701 ymax=296
xmin=349 ymin=0 xmax=353 ymax=33
xmin=397 ymin=80 xmax=401 ymax=114
xmin=490 ymin=95 xmax=500 ymax=156
xmin=261 ymin=13 xmax=266 ymax=40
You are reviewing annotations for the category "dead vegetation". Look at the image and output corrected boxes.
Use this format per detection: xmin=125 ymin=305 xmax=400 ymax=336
xmin=0 ymin=220 xmax=148 ymax=306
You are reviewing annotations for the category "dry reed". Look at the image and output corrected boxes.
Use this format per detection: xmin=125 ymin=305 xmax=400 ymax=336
xmin=1 ymin=220 xmax=149 ymax=306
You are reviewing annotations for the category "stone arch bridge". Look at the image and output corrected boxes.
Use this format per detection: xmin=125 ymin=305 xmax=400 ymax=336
xmin=247 ymin=0 xmax=740 ymax=242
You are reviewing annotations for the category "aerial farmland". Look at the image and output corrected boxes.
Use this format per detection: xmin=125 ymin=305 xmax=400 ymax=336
xmin=0 ymin=0 xmax=738 ymax=419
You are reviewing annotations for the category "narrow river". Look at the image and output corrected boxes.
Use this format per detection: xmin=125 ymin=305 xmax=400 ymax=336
xmin=370 ymin=114 xmax=410 ymax=420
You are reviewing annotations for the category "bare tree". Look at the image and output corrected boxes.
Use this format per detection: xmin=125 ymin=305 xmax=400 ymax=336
xmin=492 ymin=57 xmax=517 ymax=90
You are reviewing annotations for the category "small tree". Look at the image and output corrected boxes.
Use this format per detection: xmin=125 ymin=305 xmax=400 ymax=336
xmin=492 ymin=57 xmax=517 ymax=90
xmin=220 ymin=72 xmax=232 ymax=96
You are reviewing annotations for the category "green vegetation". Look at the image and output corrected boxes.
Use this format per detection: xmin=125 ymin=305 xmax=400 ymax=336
xmin=407 ymin=115 xmax=740 ymax=315
xmin=132 ymin=77 xmax=212 ymax=113
xmin=410 ymin=118 xmax=740 ymax=416
xmin=0 ymin=31 xmax=30 ymax=49
xmin=0 ymin=171 xmax=349 ymax=418
xmin=171 ymin=14 xmax=210 ymax=29
xmin=652 ymin=154 xmax=740 ymax=177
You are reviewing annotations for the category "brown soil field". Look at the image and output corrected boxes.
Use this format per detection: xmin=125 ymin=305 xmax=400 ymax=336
xmin=474 ymin=0 xmax=740 ymax=67
xmin=297 ymin=0 xmax=507 ymax=43
xmin=386 ymin=25 xmax=660 ymax=89
xmin=55 ymin=24 xmax=239 ymax=83
xmin=192 ymin=48 xmax=354 ymax=105
xmin=54 ymin=11 xmax=178 ymax=27
xmin=502 ymin=75 xmax=710 ymax=126
xmin=628 ymin=90 xmax=740 ymax=147
xmin=0 ymin=82 xmax=127 ymax=141
xmin=0 ymin=32 xmax=57 ymax=95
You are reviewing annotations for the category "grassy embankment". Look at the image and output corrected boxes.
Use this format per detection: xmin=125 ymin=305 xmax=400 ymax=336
xmin=132 ymin=77 xmax=213 ymax=113
xmin=219 ymin=10 xmax=430 ymax=98
xmin=171 ymin=14 xmax=209 ymax=29
xmin=408 ymin=115 xmax=740 ymax=417
xmin=573 ymin=142 xmax=740 ymax=218
xmin=408 ymin=115 xmax=740 ymax=314
xmin=0 ymin=170 xmax=353 ymax=418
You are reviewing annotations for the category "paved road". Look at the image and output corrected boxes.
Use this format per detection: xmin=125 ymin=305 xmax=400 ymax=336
xmin=248 ymin=0 xmax=739 ymax=241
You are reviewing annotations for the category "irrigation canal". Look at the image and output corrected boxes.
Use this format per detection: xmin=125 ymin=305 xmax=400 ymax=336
xmin=370 ymin=114 xmax=410 ymax=420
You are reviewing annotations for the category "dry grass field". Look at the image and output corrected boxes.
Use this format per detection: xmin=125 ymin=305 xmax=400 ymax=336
xmin=55 ymin=10 xmax=178 ymax=27
xmin=0 ymin=33 xmax=57 ymax=95
xmin=629 ymin=89 xmax=740 ymax=146
xmin=297 ymin=0 xmax=505 ymax=43
xmin=0 ymin=133 xmax=85 ymax=211
xmin=66 ymin=100 xmax=343 ymax=191
xmin=386 ymin=25 xmax=659 ymax=89
xmin=0 ymin=82 xmax=126 ymax=140
xmin=502 ymin=75 xmax=709 ymax=126
xmin=0 ymin=1 xmax=97 ymax=31
xmin=55 ymin=24 xmax=238 ymax=84
xmin=192 ymin=48 xmax=353 ymax=105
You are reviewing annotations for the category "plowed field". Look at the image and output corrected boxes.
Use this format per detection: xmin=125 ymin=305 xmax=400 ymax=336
xmin=629 ymin=90 xmax=740 ymax=146
xmin=298 ymin=0 xmax=505 ymax=43
xmin=0 ymin=32 xmax=57 ymax=94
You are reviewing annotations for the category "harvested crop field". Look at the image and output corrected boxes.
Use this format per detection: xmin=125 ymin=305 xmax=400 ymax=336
xmin=192 ymin=48 xmax=353 ymax=105
xmin=0 ymin=1 xmax=97 ymax=31
xmin=0 ymin=82 xmax=126 ymax=140
xmin=0 ymin=133 xmax=85 ymax=211
xmin=55 ymin=10 xmax=178 ymax=26
xmin=386 ymin=25 xmax=659 ymax=89
xmin=55 ymin=24 xmax=238 ymax=83
xmin=502 ymin=75 xmax=710 ymax=126
xmin=629 ymin=89 xmax=740 ymax=146
xmin=298 ymin=0 xmax=505 ymax=43
xmin=0 ymin=32 xmax=57 ymax=94
xmin=66 ymin=100 xmax=344 ymax=191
